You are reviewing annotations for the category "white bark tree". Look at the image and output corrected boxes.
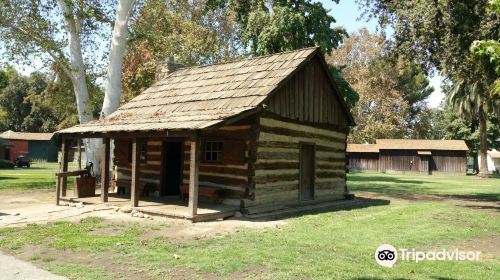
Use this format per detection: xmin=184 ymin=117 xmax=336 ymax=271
xmin=0 ymin=0 xmax=137 ymax=175
xmin=102 ymin=0 xmax=137 ymax=117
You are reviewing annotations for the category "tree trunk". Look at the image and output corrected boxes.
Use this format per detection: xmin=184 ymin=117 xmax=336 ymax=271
xmin=58 ymin=0 xmax=101 ymax=175
xmin=478 ymin=106 xmax=489 ymax=177
xmin=101 ymin=0 xmax=137 ymax=117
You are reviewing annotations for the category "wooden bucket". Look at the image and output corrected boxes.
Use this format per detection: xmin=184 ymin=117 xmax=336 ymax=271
xmin=74 ymin=177 xmax=96 ymax=198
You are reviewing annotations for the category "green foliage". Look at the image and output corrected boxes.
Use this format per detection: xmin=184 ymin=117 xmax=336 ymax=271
xmin=328 ymin=65 xmax=359 ymax=109
xmin=229 ymin=0 xmax=357 ymax=107
xmin=0 ymin=66 xmax=103 ymax=132
xmin=0 ymin=160 xmax=15 ymax=169
xmin=470 ymin=39 xmax=500 ymax=97
xmin=123 ymin=0 xmax=242 ymax=101
xmin=124 ymin=0 xmax=359 ymax=108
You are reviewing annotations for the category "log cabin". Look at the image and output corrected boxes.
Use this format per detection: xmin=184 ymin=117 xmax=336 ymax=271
xmin=56 ymin=47 xmax=355 ymax=219
xmin=347 ymin=139 xmax=469 ymax=174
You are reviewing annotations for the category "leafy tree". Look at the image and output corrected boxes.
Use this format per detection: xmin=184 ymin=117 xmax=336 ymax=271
xmin=357 ymin=0 xmax=500 ymax=176
xmin=122 ymin=0 xmax=241 ymax=101
xmin=227 ymin=0 xmax=358 ymax=107
xmin=328 ymin=29 xmax=433 ymax=142
xmin=123 ymin=0 xmax=359 ymax=107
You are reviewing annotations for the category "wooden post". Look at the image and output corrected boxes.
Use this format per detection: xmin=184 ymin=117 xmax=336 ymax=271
xmin=60 ymin=139 xmax=69 ymax=197
xmin=55 ymin=175 xmax=61 ymax=206
xmin=77 ymin=138 xmax=82 ymax=170
xmin=188 ymin=133 xmax=200 ymax=217
xmin=101 ymin=138 xmax=110 ymax=202
xmin=131 ymin=138 xmax=140 ymax=207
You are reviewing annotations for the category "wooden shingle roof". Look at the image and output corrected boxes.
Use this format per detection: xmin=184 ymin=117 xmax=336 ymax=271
xmin=375 ymin=139 xmax=469 ymax=151
xmin=347 ymin=144 xmax=379 ymax=153
xmin=59 ymin=47 xmax=348 ymax=134
xmin=0 ymin=130 xmax=54 ymax=141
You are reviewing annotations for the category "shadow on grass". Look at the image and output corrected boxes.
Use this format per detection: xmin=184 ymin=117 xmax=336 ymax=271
xmin=349 ymin=173 xmax=499 ymax=203
xmin=252 ymin=197 xmax=391 ymax=221
xmin=0 ymin=176 xmax=16 ymax=180
xmin=348 ymin=175 xmax=425 ymax=185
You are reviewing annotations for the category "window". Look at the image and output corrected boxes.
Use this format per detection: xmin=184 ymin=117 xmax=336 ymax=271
xmin=205 ymin=141 xmax=223 ymax=162
xmin=140 ymin=143 xmax=147 ymax=162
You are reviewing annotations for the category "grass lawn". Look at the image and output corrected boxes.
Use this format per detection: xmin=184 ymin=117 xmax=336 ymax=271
xmin=0 ymin=162 xmax=77 ymax=191
xmin=0 ymin=173 xmax=499 ymax=279
xmin=348 ymin=172 xmax=500 ymax=202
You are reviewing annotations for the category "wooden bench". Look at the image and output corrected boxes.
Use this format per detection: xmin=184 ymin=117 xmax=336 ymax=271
xmin=180 ymin=185 xmax=223 ymax=203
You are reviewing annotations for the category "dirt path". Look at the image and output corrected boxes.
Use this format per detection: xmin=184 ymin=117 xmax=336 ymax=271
xmin=0 ymin=251 xmax=68 ymax=280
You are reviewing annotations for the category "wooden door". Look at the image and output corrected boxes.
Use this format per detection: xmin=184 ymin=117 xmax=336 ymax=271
xmin=299 ymin=143 xmax=315 ymax=201
xmin=420 ymin=155 xmax=433 ymax=175
xmin=161 ymin=141 xmax=183 ymax=196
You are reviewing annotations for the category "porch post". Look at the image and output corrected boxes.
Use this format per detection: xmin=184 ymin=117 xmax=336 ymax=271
xmin=101 ymin=138 xmax=110 ymax=202
xmin=76 ymin=138 xmax=82 ymax=170
xmin=60 ymin=138 xmax=69 ymax=197
xmin=131 ymin=138 xmax=140 ymax=207
xmin=188 ymin=132 xmax=200 ymax=217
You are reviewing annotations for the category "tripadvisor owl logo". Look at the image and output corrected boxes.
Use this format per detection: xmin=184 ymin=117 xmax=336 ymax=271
xmin=375 ymin=244 xmax=482 ymax=267
xmin=375 ymin=244 xmax=397 ymax=267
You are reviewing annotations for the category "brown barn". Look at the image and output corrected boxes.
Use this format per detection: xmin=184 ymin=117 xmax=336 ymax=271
xmin=346 ymin=144 xmax=379 ymax=172
xmin=56 ymin=47 xmax=355 ymax=220
xmin=347 ymin=139 xmax=469 ymax=174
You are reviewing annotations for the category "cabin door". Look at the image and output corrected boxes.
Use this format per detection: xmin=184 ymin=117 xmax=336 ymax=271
xmin=299 ymin=143 xmax=315 ymax=201
xmin=161 ymin=141 xmax=183 ymax=196
xmin=420 ymin=156 xmax=432 ymax=175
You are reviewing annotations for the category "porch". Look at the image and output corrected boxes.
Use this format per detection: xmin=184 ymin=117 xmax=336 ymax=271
xmin=54 ymin=130 xmax=228 ymax=222
xmin=60 ymin=193 xmax=239 ymax=222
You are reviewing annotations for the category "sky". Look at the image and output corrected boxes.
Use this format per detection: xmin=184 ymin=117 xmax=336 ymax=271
xmin=323 ymin=0 xmax=445 ymax=108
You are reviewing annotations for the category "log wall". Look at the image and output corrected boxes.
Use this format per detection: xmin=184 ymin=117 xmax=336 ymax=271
xmin=247 ymin=114 xmax=347 ymax=210
xmin=182 ymin=119 xmax=257 ymax=199
xmin=113 ymin=139 xmax=163 ymax=194
xmin=112 ymin=119 xmax=257 ymax=199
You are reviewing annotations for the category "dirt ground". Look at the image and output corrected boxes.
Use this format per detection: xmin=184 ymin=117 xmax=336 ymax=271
xmin=0 ymin=189 xmax=285 ymax=240
xmin=0 ymin=189 xmax=284 ymax=279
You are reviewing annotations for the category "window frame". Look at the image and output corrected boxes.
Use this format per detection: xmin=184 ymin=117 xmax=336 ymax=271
xmin=204 ymin=141 xmax=224 ymax=163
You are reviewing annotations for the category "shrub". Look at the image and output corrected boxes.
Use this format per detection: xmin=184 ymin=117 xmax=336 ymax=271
xmin=0 ymin=160 xmax=15 ymax=169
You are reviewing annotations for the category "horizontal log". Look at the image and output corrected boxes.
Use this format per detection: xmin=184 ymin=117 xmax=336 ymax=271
xmin=254 ymin=173 xmax=299 ymax=184
xmin=254 ymin=161 xmax=299 ymax=170
xmin=182 ymin=164 xmax=249 ymax=176
xmin=259 ymin=132 xmax=344 ymax=150
xmin=256 ymin=151 xmax=300 ymax=160
xmin=316 ymin=170 xmax=345 ymax=179
xmin=183 ymin=173 xmax=248 ymax=186
xmin=254 ymin=168 xmax=297 ymax=177
xmin=181 ymin=179 xmax=248 ymax=192
xmin=260 ymin=117 xmax=346 ymax=140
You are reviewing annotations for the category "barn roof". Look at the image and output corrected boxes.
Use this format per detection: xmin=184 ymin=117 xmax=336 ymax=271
xmin=0 ymin=130 xmax=54 ymax=141
xmin=347 ymin=144 xmax=379 ymax=153
xmin=375 ymin=139 xmax=469 ymax=151
xmin=58 ymin=47 xmax=354 ymax=135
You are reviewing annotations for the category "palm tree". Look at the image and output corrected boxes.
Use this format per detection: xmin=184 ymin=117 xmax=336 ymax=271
xmin=448 ymin=74 xmax=499 ymax=177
